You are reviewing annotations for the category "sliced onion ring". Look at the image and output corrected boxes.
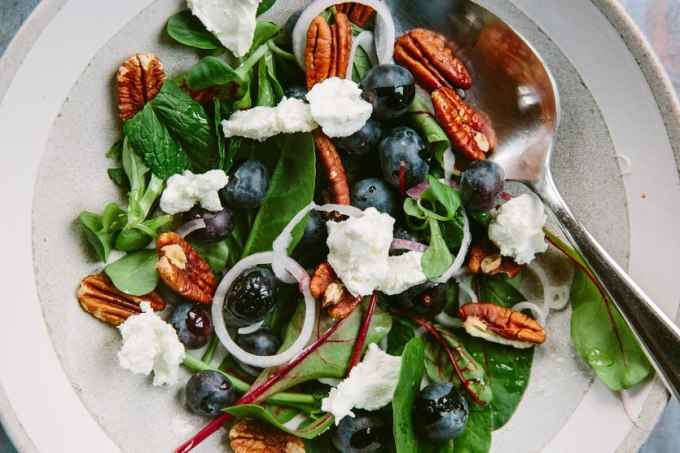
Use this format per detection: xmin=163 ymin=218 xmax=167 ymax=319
xmin=346 ymin=31 xmax=378 ymax=80
xmin=237 ymin=320 xmax=264 ymax=335
xmin=292 ymin=0 xmax=396 ymax=70
xmin=456 ymin=276 xmax=478 ymax=304
xmin=435 ymin=311 xmax=463 ymax=329
xmin=390 ymin=238 xmax=427 ymax=253
xmin=212 ymin=252 xmax=316 ymax=368
xmin=175 ymin=218 xmax=206 ymax=238
xmin=433 ymin=209 xmax=471 ymax=283
xmin=442 ymin=148 xmax=456 ymax=180
xmin=511 ymin=301 xmax=547 ymax=326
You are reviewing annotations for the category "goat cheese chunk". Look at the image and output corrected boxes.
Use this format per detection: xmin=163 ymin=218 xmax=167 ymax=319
xmin=160 ymin=169 xmax=228 ymax=214
xmin=378 ymin=251 xmax=428 ymax=295
xmin=117 ymin=303 xmax=185 ymax=386
xmin=326 ymin=208 xmax=394 ymax=296
xmin=187 ymin=0 xmax=261 ymax=57
xmin=488 ymin=194 xmax=548 ymax=265
xmin=222 ymin=97 xmax=317 ymax=141
xmin=321 ymin=344 xmax=402 ymax=423
xmin=306 ymin=78 xmax=373 ymax=138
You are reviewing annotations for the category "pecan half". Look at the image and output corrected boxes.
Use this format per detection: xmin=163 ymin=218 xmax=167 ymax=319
xmin=117 ymin=53 xmax=165 ymax=121
xmin=313 ymin=129 xmax=350 ymax=205
xmin=310 ymin=262 xmax=337 ymax=298
xmin=77 ymin=274 xmax=165 ymax=326
xmin=468 ymin=238 xmax=525 ymax=279
xmin=336 ymin=3 xmax=376 ymax=27
xmin=155 ymin=232 xmax=217 ymax=304
xmin=432 ymin=86 xmax=496 ymax=161
xmin=230 ymin=419 xmax=305 ymax=453
xmin=394 ymin=29 xmax=472 ymax=92
xmin=310 ymin=262 xmax=362 ymax=318
xmin=305 ymin=14 xmax=352 ymax=89
xmin=458 ymin=302 xmax=546 ymax=348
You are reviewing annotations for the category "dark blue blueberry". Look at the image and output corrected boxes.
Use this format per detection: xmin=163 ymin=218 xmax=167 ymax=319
xmin=350 ymin=178 xmax=398 ymax=217
xmin=459 ymin=160 xmax=505 ymax=211
xmin=360 ymin=64 xmax=415 ymax=121
xmin=224 ymin=267 xmax=278 ymax=327
xmin=236 ymin=327 xmax=280 ymax=356
xmin=170 ymin=303 xmax=213 ymax=349
xmin=185 ymin=207 xmax=235 ymax=243
xmin=378 ymin=127 xmax=429 ymax=189
xmin=414 ymin=381 xmax=468 ymax=442
xmin=298 ymin=209 xmax=327 ymax=250
xmin=282 ymin=9 xmax=304 ymax=46
xmin=393 ymin=281 xmax=448 ymax=319
xmin=284 ymin=85 xmax=308 ymax=102
xmin=333 ymin=118 xmax=382 ymax=156
xmin=331 ymin=410 xmax=390 ymax=453
xmin=221 ymin=160 xmax=270 ymax=210
xmin=185 ymin=370 xmax=236 ymax=417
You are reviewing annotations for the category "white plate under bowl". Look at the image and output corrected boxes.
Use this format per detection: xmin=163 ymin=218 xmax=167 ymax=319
xmin=0 ymin=0 xmax=679 ymax=452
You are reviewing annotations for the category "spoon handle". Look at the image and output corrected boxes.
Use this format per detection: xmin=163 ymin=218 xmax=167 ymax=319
xmin=532 ymin=174 xmax=680 ymax=402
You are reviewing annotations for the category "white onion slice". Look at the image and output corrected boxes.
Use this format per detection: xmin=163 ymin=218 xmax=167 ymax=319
xmin=549 ymin=284 xmax=571 ymax=310
xmin=456 ymin=276 xmax=478 ymax=304
xmin=237 ymin=320 xmax=264 ymax=335
xmin=346 ymin=31 xmax=378 ymax=80
xmin=237 ymin=360 xmax=262 ymax=378
xmin=512 ymin=301 xmax=547 ymax=326
xmin=390 ymin=238 xmax=428 ymax=253
xmin=433 ymin=209 xmax=471 ymax=283
xmin=435 ymin=312 xmax=463 ymax=329
xmin=442 ymin=148 xmax=456 ymax=180
xmin=315 ymin=203 xmax=365 ymax=218
xmin=212 ymin=252 xmax=316 ymax=368
xmin=272 ymin=202 xmax=317 ymax=284
xmin=292 ymin=0 xmax=396 ymax=70
xmin=175 ymin=218 xmax=206 ymax=238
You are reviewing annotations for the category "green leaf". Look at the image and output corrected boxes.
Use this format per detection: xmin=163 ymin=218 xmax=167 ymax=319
xmin=188 ymin=213 xmax=251 ymax=273
xmin=570 ymin=268 xmax=652 ymax=390
xmin=121 ymin=137 xmax=149 ymax=197
xmin=407 ymin=95 xmax=451 ymax=167
xmin=387 ymin=316 xmax=416 ymax=355
xmin=101 ymin=203 xmax=127 ymax=232
xmin=106 ymin=139 xmax=124 ymax=158
xmin=257 ymin=57 xmax=276 ymax=107
xmin=453 ymin=408 xmax=492 ymax=453
xmin=393 ymin=338 xmax=453 ymax=453
xmin=223 ymin=405 xmax=333 ymax=439
xmin=421 ymin=219 xmax=454 ymax=278
xmin=187 ymin=56 xmax=242 ymax=90
xmin=115 ymin=227 xmax=152 ymax=252
xmin=256 ymin=0 xmax=277 ymax=16
xmin=107 ymin=168 xmax=130 ymax=189
xmin=249 ymin=300 xmax=392 ymax=402
xmin=80 ymin=212 xmax=117 ymax=262
xmin=422 ymin=176 xmax=462 ymax=220
xmin=242 ymin=133 xmax=316 ymax=257
xmin=440 ymin=208 xmax=466 ymax=250
xmin=251 ymin=22 xmax=281 ymax=51
xmin=352 ymin=45 xmax=372 ymax=83
xmin=104 ymin=250 xmax=159 ymax=296
xmin=166 ymin=10 xmax=221 ymax=50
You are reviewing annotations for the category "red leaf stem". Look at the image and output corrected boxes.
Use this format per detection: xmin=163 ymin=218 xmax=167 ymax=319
xmin=349 ymin=291 xmax=379 ymax=370
xmin=399 ymin=160 xmax=407 ymax=199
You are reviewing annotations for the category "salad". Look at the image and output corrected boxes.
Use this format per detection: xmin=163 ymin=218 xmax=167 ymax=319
xmin=74 ymin=0 xmax=654 ymax=451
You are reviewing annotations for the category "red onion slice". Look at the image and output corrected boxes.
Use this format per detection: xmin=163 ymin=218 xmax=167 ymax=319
xmin=390 ymin=238 xmax=428 ymax=253
xmin=292 ymin=0 xmax=396 ymax=70
xmin=175 ymin=218 xmax=206 ymax=238
xmin=211 ymin=252 xmax=316 ymax=368
xmin=433 ymin=209 xmax=471 ymax=283
xmin=346 ymin=31 xmax=378 ymax=80
xmin=406 ymin=178 xmax=459 ymax=199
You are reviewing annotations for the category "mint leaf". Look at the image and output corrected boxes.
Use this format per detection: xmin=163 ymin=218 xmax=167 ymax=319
xmin=104 ymin=250 xmax=159 ymax=296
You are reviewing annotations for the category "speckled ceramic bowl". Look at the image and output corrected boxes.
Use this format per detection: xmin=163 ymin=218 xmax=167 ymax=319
xmin=1 ymin=0 xmax=679 ymax=451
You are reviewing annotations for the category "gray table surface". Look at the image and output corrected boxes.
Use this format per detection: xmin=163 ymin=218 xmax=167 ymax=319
xmin=0 ymin=0 xmax=678 ymax=452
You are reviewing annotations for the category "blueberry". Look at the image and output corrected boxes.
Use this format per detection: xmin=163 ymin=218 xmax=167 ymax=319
xmin=185 ymin=370 xmax=236 ymax=417
xmin=185 ymin=207 xmax=235 ymax=243
xmin=221 ymin=160 xmax=270 ymax=210
xmin=459 ymin=160 xmax=505 ymax=211
xmin=333 ymin=118 xmax=382 ymax=156
xmin=414 ymin=382 xmax=468 ymax=442
xmin=282 ymin=9 xmax=303 ymax=46
xmin=236 ymin=327 xmax=280 ymax=356
xmin=170 ymin=303 xmax=213 ymax=349
xmin=378 ymin=127 xmax=429 ymax=189
xmin=360 ymin=64 xmax=415 ymax=120
xmin=393 ymin=281 xmax=448 ymax=318
xmin=284 ymin=85 xmax=308 ymax=102
xmin=298 ymin=209 xmax=327 ymax=250
xmin=224 ymin=267 xmax=278 ymax=327
xmin=331 ymin=410 xmax=390 ymax=452
xmin=350 ymin=178 xmax=398 ymax=217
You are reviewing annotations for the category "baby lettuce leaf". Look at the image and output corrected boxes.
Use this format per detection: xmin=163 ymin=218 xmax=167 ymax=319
xmin=224 ymin=405 xmax=333 ymax=440
xmin=104 ymin=250 xmax=159 ymax=296
xmin=166 ymin=10 xmax=221 ymax=50
xmin=352 ymin=45 xmax=372 ymax=83
xmin=251 ymin=22 xmax=281 ymax=51
xmin=421 ymin=219 xmax=454 ymax=279
xmin=458 ymin=276 xmax=534 ymax=429
xmin=257 ymin=58 xmax=276 ymax=107
xmin=107 ymin=168 xmax=129 ymax=189
xmin=453 ymin=408 xmax=493 ymax=453
xmin=407 ymin=96 xmax=451 ymax=168
xmin=257 ymin=0 xmax=277 ymax=16
xmin=249 ymin=299 xmax=392 ymax=403
xmin=79 ymin=212 xmax=117 ymax=261
xmin=393 ymin=337 xmax=453 ymax=453
xmin=242 ymin=133 xmax=316 ymax=257
xmin=570 ymin=268 xmax=652 ymax=390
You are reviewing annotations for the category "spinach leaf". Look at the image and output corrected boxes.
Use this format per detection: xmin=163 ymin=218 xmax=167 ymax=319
xmin=387 ymin=316 xmax=416 ymax=355
xmin=352 ymin=45 xmax=372 ymax=83
xmin=440 ymin=208 xmax=466 ymax=250
xmin=242 ymin=133 xmax=316 ymax=256
xmin=305 ymin=434 xmax=333 ymax=453
xmin=256 ymin=0 xmax=277 ymax=16
xmin=249 ymin=300 xmax=392 ymax=402
xmin=189 ymin=213 xmax=251 ymax=273
xmin=224 ymin=405 xmax=333 ymax=439
xmin=187 ymin=56 xmax=242 ymax=90
xmin=80 ymin=212 xmax=117 ymax=261
xmin=251 ymin=22 xmax=281 ymax=51
xmin=407 ymin=96 xmax=451 ymax=167
xmin=453 ymin=408 xmax=492 ymax=453
xmin=104 ymin=250 xmax=159 ymax=296
xmin=107 ymin=168 xmax=129 ymax=189
xmin=393 ymin=338 xmax=453 ymax=453
xmin=421 ymin=219 xmax=454 ymax=278
xmin=166 ymin=10 xmax=221 ymax=50
xmin=570 ymin=268 xmax=652 ymax=390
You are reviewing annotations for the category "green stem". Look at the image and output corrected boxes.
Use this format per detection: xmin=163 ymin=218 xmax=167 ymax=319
xmin=201 ymin=334 xmax=220 ymax=364
xmin=235 ymin=44 xmax=268 ymax=80
xmin=182 ymin=354 xmax=317 ymax=407
xmin=267 ymin=40 xmax=296 ymax=61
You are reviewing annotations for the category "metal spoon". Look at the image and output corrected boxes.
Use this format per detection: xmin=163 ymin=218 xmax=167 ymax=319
xmin=392 ymin=0 xmax=680 ymax=400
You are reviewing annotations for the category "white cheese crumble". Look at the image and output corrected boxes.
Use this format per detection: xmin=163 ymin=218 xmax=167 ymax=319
xmin=221 ymin=97 xmax=317 ymax=141
xmin=159 ymin=169 xmax=228 ymax=214
xmin=488 ymin=194 xmax=548 ymax=265
xmin=117 ymin=303 xmax=185 ymax=386
xmin=326 ymin=208 xmax=394 ymax=296
xmin=187 ymin=0 xmax=261 ymax=57
xmin=378 ymin=251 xmax=428 ymax=296
xmin=321 ymin=343 xmax=401 ymax=423
xmin=306 ymin=78 xmax=373 ymax=138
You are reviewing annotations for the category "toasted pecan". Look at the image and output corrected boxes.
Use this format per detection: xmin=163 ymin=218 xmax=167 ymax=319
xmin=305 ymin=14 xmax=352 ymax=89
xmin=468 ymin=238 xmax=525 ymax=279
xmin=313 ymin=129 xmax=350 ymax=205
xmin=230 ymin=419 xmax=305 ymax=453
xmin=116 ymin=53 xmax=165 ymax=121
xmin=459 ymin=302 xmax=546 ymax=347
